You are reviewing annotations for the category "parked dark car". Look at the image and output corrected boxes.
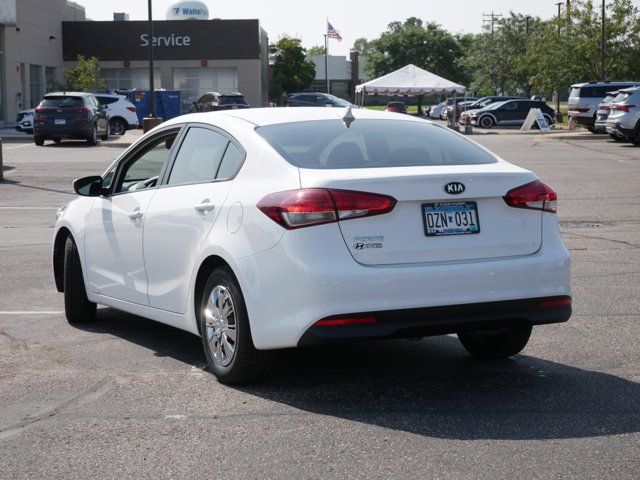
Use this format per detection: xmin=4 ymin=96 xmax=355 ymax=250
xmin=189 ymin=92 xmax=250 ymax=113
xmin=385 ymin=101 xmax=407 ymax=113
xmin=33 ymin=92 xmax=109 ymax=146
xmin=286 ymin=93 xmax=353 ymax=107
xmin=466 ymin=95 xmax=525 ymax=111
xmin=470 ymin=99 xmax=556 ymax=129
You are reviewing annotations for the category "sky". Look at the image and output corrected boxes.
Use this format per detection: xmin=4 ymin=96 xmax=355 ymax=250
xmin=76 ymin=0 xmax=635 ymax=57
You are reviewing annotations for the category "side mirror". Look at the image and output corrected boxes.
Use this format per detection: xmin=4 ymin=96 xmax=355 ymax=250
xmin=73 ymin=175 xmax=104 ymax=197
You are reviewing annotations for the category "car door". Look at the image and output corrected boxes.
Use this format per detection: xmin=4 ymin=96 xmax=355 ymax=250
xmin=499 ymin=101 xmax=520 ymax=124
xmin=90 ymin=96 xmax=109 ymax=135
xmin=84 ymin=127 xmax=181 ymax=304
xmin=143 ymin=125 xmax=245 ymax=313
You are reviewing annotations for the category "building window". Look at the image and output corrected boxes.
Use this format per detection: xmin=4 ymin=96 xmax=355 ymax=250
xmin=100 ymin=68 xmax=161 ymax=91
xmin=45 ymin=67 xmax=57 ymax=92
xmin=173 ymin=67 xmax=238 ymax=113
xmin=29 ymin=64 xmax=43 ymax=108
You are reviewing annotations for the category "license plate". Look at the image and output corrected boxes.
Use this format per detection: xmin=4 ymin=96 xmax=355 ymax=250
xmin=55 ymin=119 xmax=66 ymax=125
xmin=423 ymin=201 xmax=480 ymax=237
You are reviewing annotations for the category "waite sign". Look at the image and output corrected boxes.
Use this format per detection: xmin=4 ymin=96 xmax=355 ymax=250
xmin=62 ymin=20 xmax=260 ymax=61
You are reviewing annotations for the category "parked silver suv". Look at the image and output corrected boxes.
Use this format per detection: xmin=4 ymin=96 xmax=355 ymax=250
xmin=568 ymin=81 xmax=640 ymax=132
xmin=605 ymin=87 xmax=640 ymax=144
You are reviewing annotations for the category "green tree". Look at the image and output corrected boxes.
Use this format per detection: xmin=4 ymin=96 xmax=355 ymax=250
xmin=307 ymin=45 xmax=326 ymax=56
xmin=352 ymin=37 xmax=373 ymax=55
xmin=63 ymin=55 xmax=105 ymax=92
xmin=269 ymin=37 xmax=316 ymax=101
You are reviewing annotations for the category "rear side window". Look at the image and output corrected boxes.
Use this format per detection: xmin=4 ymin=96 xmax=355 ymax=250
xmin=168 ymin=127 xmax=229 ymax=185
xmin=219 ymin=96 xmax=248 ymax=106
xmin=216 ymin=142 xmax=244 ymax=179
xmin=257 ymin=119 xmax=497 ymax=169
xmin=97 ymin=96 xmax=119 ymax=105
xmin=40 ymin=96 xmax=83 ymax=108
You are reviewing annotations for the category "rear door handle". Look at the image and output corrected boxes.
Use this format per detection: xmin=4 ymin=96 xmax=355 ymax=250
xmin=194 ymin=201 xmax=215 ymax=213
xmin=129 ymin=209 xmax=143 ymax=220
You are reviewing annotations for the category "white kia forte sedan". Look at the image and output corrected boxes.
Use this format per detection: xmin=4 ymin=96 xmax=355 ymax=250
xmin=53 ymin=107 xmax=571 ymax=384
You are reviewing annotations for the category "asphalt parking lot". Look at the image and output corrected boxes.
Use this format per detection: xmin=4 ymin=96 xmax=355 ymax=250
xmin=1 ymin=133 xmax=639 ymax=479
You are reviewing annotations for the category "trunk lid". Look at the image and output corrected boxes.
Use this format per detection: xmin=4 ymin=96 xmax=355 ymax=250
xmin=300 ymin=164 xmax=542 ymax=265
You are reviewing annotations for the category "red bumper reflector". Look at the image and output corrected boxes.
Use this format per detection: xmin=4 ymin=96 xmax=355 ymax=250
xmin=314 ymin=316 xmax=377 ymax=327
xmin=540 ymin=298 xmax=572 ymax=309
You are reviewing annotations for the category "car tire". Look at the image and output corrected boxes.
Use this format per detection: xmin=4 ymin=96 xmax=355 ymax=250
xmin=109 ymin=118 xmax=126 ymax=136
xmin=457 ymin=326 xmax=532 ymax=360
xmin=199 ymin=266 xmax=271 ymax=384
xmin=586 ymin=126 xmax=596 ymax=133
xmin=86 ymin=125 xmax=98 ymax=146
xmin=34 ymin=136 xmax=45 ymax=146
xmin=479 ymin=115 xmax=494 ymax=129
xmin=632 ymin=122 xmax=640 ymax=145
xmin=63 ymin=237 xmax=96 ymax=324
xmin=101 ymin=124 xmax=110 ymax=141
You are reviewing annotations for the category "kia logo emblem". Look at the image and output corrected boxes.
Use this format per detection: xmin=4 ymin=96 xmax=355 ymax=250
xmin=444 ymin=182 xmax=465 ymax=194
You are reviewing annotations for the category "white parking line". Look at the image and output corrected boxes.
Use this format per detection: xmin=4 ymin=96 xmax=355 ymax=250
xmin=0 ymin=311 xmax=63 ymax=315
xmin=3 ymin=143 xmax=34 ymax=150
xmin=0 ymin=207 xmax=59 ymax=210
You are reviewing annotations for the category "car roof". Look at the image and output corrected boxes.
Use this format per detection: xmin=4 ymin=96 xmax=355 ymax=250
xmin=44 ymin=91 xmax=92 ymax=97
xmin=164 ymin=106 xmax=427 ymax=128
xmin=619 ymin=86 xmax=640 ymax=93
xmin=570 ymin=81 xmax=640 ymax=88
xmin=94 ymin=93 xmax=125 ymax=98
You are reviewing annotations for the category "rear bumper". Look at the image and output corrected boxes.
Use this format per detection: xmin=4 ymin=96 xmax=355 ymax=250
xmin=298 ymin=296 xmax=571 ymax=346
xmin=568 ymin=113 xmax=595 ymax=127
xmin=34 ymin=125 xmax=92 ymax=138
xmin=235 ymin=214 xmax=571 ymax=350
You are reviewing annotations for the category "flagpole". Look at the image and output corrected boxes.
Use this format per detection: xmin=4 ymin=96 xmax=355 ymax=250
xmin=324 ymin=33 xmax=329 ymax=94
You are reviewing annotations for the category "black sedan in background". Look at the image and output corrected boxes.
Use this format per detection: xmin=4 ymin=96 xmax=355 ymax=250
xmin=286 ymin=93 xmax=353 ymax=107
xmin=189 ymin=92 xmax=250 ymax=112
xmin=470 ymin=99 xmax=556 ymax=129
xmin=33 ymin=92 xmax=109 ymax=146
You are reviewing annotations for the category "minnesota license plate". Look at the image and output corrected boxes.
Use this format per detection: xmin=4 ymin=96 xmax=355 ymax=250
xmin=423 ymin=201 xmax=480 ymax=237
xmin=55 ymin=119 xmax=66 ymax=125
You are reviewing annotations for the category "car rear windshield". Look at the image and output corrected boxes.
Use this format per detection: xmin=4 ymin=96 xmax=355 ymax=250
xmin=40 ymin=96 xmax=84 ymax=108
xmin=256 ymin=119 xmax=497 ymax=169
xmin=219 ymin=96 xmax=248 ymax=106
xmin=387 ymin=102 xmax=405 ymax=107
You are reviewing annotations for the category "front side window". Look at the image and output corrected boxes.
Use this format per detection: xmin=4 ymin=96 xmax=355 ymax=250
xmin=167 ymin=127 xmax=229 ymax=185
xmin=257 ymin=119 xmax=497 ymax=169
xmin=503 ymin=102 xmax=518 ymax=111
xmin=116 ymin=130 xmax=179 ymax=193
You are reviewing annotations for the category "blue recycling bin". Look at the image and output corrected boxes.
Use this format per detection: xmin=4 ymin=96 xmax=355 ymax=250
xmin=124 ymin=90 xmax=182 ymax=124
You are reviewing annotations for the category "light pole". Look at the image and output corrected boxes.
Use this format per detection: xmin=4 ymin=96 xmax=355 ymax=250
xmin=143 ymin=0 xmax=163 ymax=132
xmin=601 ymin=0 xmax=606 ymax=81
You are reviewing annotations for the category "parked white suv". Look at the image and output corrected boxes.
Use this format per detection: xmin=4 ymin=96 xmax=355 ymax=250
xmin=568 ymin=81 xmax=640 ymax=132
xmin=94 ymin=93 xmax=139 ymax=135
xmin=605 ymin=87 xmax=640 ymax=144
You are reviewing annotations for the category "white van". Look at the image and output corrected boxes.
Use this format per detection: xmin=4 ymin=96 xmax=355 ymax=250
xmin=568 ymin=81 xmax=640 ymax=132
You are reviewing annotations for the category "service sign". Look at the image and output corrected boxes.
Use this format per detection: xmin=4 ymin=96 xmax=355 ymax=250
xmin=62 ymin=20 xmax=260 ymax=61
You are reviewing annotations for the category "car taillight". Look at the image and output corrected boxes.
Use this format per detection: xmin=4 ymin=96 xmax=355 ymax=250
xmin=73 ymin=107 xmax=89 ymax=113
xmin=127 ymin=106 xmax=136 ymax=112
xmin=601 ymin=105 xmax=610 ymax=111
xmin=257 ymin=188 xmax=397 ymax=230
xmin=503 ymin=180 xmax=557 ymax=214
xmin=35 ymin=107 xmax=47 ymax=113
xmin=614 ymin=104 xmax=635 ymax=112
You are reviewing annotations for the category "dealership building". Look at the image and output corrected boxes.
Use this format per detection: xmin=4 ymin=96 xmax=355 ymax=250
xmin=0 ymin=0 xmax=269 ymax=125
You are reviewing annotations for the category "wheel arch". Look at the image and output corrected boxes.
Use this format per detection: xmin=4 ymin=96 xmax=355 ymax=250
xmin=109 ymin=116 xmax=129 ymax=129
xmin=193 ymin=255 xmax=238 ymax=336
xmin=53 ymin=227 xmax=73 ymax=292
xmin=479 ymin=113 xmax=497 ymax=126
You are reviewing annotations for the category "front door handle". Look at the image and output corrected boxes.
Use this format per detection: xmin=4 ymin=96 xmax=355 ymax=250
xmin=129 ymin=209 xmax=143 ymax=220
xmin=194 ymin=201 xmax=215 ymax=213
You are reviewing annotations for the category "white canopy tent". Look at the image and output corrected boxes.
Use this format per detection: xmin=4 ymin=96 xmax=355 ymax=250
xmin=354 ymin=64 xmax=466 ymax=107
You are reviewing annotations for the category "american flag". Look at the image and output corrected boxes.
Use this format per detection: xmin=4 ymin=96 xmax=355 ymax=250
xmin=327 ymin=21 xmax=342 ymax=42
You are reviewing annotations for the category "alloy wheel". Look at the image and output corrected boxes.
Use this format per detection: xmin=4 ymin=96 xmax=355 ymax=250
xmin=204 ymin=285 xmax=237 ymax=367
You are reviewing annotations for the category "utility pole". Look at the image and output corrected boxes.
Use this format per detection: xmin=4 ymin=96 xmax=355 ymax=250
xmin=324 ymin=34 xmax=329 ymax=94
xmin=526 ymin=16 xmax=531 ymax=36
xmin=601 ymin=0 xmax=606 ymax=81
xmin=482 ymin=11 xmax=502 ymax=94
xmin=555 ymin=3 xmax=563 ymax=118
xmin=566 ymin=0 xmax=571 ymax=19
xmin=143 ymin=0 xmax=162 ymax=132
